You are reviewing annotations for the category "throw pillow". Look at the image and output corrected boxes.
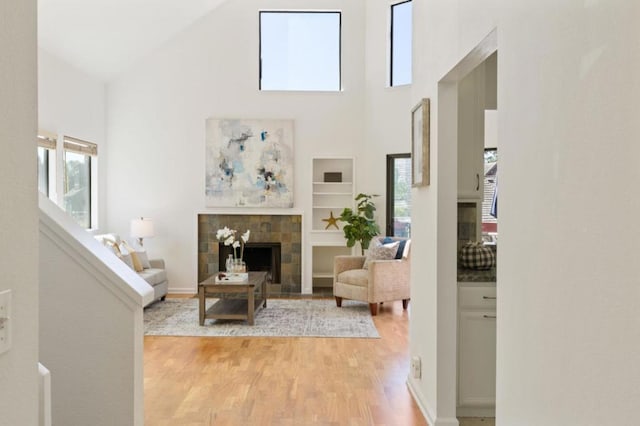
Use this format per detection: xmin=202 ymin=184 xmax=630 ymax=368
xmin=118 ymin=242 xmax=130 ymax=256
xmin=123 ymin=240 xmax=152 ymax=269
xmin=95 ymin=233 xmax=121 ymax=246
xmin=380 ymin=237 xmax=408 ymax=259
xmin=458 ymin=241 xmax=495 ymax=270
xmin=104 ymin=240 xmax=121 ymax=255
xmin=129 ymin=252 xmax=144 ymax=272
xmin=136 ymin=250 xmax=151 ymax=269
xmin=402 ymin=239 xmax=411 ymax=258
xmin=121 ymin=241 xmax=144 ymax=272
xmin=119 ymin=253 xmax=134 ymax=269
xmin=363 ymin=240 xmax=400 ymax=269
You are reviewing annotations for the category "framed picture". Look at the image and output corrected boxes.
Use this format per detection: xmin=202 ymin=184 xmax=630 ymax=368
xmin=205 ymin=118 xmax=294 ymax=207
xmin=411 ymin=98 xmax=430 ymax=187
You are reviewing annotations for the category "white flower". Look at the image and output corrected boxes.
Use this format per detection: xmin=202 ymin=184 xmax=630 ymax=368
xmin=216 ymin=226 xmax=251 ymax=260
xmin=216 ymin=226 xmax=232 ymax=240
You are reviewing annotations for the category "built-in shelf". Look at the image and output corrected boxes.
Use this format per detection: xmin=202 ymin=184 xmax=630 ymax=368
xmin=311 ymin=158 xmax=354 ymax=232
xmin=312 ymin=272 xmax=334 ymax=279
xmin=311 ymin=245 xmax=352 ymax=290
xmin=308 ymin=158 xmax=355 ymax=294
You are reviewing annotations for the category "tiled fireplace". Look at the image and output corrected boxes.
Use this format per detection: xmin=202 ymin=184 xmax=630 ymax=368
xmin=198 ymin=214 xmax=302 ymax=294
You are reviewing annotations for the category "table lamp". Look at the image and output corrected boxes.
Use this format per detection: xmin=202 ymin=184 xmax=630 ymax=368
xmin=130 ymin=217 xmax=154 ymax=246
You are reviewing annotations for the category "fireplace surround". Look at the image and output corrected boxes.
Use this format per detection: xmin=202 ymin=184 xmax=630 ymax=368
xmin=198 ymin=214 xmax=301 ymax=294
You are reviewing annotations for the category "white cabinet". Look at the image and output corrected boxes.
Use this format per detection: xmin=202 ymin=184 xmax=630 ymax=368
xmin=457 ymin=283 xmax=496 ymax=417
xmin=458 ymin=63 xmax=485 ymax=201
xmin=458 ymin=54 xmax=496 ymax=201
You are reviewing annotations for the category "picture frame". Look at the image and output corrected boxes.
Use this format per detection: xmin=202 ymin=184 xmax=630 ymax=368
xmin=205 ymin=118 xmax=294 ymax=207
xmin=411 ymin=98 xmax=430 ymax=187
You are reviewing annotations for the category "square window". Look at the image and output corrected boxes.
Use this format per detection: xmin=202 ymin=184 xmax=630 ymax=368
xmin=260 ymin=11 xmax=341 ymax=91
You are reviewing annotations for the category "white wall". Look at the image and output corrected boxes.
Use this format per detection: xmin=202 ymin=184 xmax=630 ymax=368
xmin=38 ymin=48 xmax=107 ymax=230
xmin=0 ymin=1 xmax=40 ymax=425
xmin=106 ymin=0 xmax=366 ymax=293
xmin=362 ymin=1 xmax=413 ymax=216
xmin=409 ymin=1 xmax=640 ymax=425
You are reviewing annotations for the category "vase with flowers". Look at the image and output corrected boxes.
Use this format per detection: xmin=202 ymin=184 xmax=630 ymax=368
xmin=216 ymin=226 xmax=250 ymax=273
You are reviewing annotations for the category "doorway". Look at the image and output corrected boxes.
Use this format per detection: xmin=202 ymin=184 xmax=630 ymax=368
xmin=433 ymin=28 xmax=497 ymax=424
xmin=386 ymin=153 xmax=412 ymax=237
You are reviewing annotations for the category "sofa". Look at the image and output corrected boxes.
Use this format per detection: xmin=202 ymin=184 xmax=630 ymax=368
xmin=333 ymin=236 xmax=411 ymax=315
xmin=94 ymin=233 xmax=168 ymax=306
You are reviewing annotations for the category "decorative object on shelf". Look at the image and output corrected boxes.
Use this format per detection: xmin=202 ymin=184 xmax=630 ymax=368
xmin=130 ymin=217 xmax=154 ymax=246
xmin=411 ymin=98 xmax=430 ymax=187
xmin=323 ymin=172 xmax=342 ymax=182
xmin=338 ymin=193 xmax=380 ymax=255
xmin=216 ymin=227 xmax=250 ymax=271
xmin=205 ymin=118 xmax=294 ymax=207
xmin=322 ymin=211 xmax=340 ymax=230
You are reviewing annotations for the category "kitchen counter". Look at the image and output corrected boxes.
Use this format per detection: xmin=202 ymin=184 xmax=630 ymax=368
xmin=457 ymin=266 xmax=496 ymax=282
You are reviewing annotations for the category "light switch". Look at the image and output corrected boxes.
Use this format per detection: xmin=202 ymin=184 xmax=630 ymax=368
xmin=0 ymin=290 xmax=11 ymax=354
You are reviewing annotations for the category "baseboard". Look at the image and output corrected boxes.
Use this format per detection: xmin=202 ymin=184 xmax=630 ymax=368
xmin=456 ymin=406 xmax=495 ymax=417
xmin=407 ymin=378 xmax=460 ymax=426
xmin=167 ymin=287 xmax=197 ymax=295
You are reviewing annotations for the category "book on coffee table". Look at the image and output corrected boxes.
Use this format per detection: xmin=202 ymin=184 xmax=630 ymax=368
xmin=214 ymin=273 xmax=249 ymax=283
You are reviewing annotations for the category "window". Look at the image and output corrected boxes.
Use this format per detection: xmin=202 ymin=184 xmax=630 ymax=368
xmin=259 ymin=11 xmax=341 ymax=91
xmin=386 ymin=154 xmax=412 ymax=237
xmin=37 ymin=133 xmax=56 ymax=197
xmin=390 ymin=1 xmax=412 ymax=87
xmin=37 ymin=147 xmax=49 ymax=196
xmin=63 ymin=136 xmax=97 ymax=229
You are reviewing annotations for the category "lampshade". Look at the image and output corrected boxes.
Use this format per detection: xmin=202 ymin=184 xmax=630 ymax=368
xmin=130 ymin=218 xmax=155 ymax=240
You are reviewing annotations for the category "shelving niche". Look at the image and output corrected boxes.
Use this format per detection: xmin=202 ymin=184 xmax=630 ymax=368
xmin=310 ymin=157 xmax=355 ymax=293
xmin=311 ymin=158 xmax=354 ymax=232
xmin=312 ymin=245 xmax=352 ymax=289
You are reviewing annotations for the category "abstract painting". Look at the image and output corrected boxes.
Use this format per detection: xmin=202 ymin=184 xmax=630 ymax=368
xmin=205 ymin=119 xmax=294 ymax=207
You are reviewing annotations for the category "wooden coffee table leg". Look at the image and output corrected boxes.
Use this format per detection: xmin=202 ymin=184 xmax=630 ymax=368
xmin=198 ymin=286 xmax=205 ymax=326
xmin=262 ymin=276 xmax=267 ymax=308
xmin=247 ymin=286 xmax=255 ymax=325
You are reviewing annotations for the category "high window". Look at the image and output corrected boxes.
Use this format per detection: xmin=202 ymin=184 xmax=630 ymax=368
xmin=37 ymin=132 xmax=56 ymax=197
xmin=63 ymin=136 xmax=97 ymax=229
xmin=390 ymin=1 xmax=412 ymax=87
xmin=259 ymin=11 xmax=341 ymax=91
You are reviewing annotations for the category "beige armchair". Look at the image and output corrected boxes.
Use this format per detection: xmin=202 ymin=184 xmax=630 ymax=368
xmin=333 ymin=237 xmax=410 ymax=315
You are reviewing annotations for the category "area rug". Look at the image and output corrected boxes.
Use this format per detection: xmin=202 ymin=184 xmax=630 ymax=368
xmin=144 ymin=298 xmax=380 ymax=338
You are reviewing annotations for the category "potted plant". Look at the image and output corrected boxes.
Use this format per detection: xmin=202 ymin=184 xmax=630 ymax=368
xmin=338 ymin=193 xmax=381 ymax=255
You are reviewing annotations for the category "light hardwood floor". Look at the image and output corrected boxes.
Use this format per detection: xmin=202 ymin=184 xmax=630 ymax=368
xmin=144 ymin=297 xmax=428 ymax=425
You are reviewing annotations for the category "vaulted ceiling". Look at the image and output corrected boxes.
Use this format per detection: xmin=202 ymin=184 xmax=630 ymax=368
xmin=37 ymin=0 xmax=227 ymax=81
